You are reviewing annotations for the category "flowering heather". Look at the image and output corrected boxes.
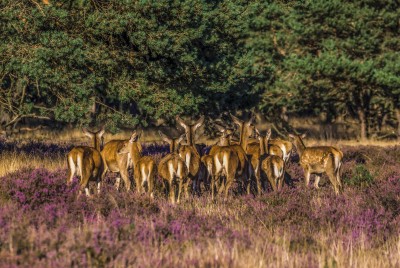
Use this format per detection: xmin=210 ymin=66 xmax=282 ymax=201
xmin=0 ymin=144 xmax=399 ymax=267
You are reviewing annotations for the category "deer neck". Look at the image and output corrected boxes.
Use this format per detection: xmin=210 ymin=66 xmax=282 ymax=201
xmin=219 ymin=136 xmax=230 ymax=146
xmin=92 ymin=136 xmax=101 ymax=151
xmin=294 ymin=138 xmax=306 ymax=157
xmin=238 ymin=125 xmax=248 ymax=150
xmin=129 ymin=142 xmax=142 ymax=165
xmin=259 ymin=139 xmax=266 ymax=156
xmin=186 ymin=130 xmax=194 ymax=146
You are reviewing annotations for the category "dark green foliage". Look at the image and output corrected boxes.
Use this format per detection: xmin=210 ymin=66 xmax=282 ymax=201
xmin=346 ymin=164 xmax=375 ymax=188
xmin=0 ymin=0 xmax=399 ymax=136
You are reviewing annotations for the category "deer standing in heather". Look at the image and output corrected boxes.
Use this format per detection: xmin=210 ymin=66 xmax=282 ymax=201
xmin=209 ymin=127 xmax=240 ymax=199
xmin=116 ymin=131 xmax=156 ymax=198
xmin=289 ymin=134 xmax=343 ymax=194
xmin=254 ymin=129 xmax=285 ymax=192
xmin=67 ymin=127 xmax=105 ymax=196
xmin=214 ymin=114 xmax=253 ymax=194
xmin=158 ymin=131 xmax=188 ymax=204
xmin=101 ymin=130 xmax=144 ymax=191
xmin=175 ymin=116 xmax=204 ymax=194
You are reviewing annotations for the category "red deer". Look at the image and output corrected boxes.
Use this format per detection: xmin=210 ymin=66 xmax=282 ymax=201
xmin=208 ymin=127 xmax=239 ymax=199
xmin=158 ymin=131 xmax=188 ymax=204
xmin=66 ymin=127 xmax=105 ymax=196
xmin=101 ymin=131 xmax=144 ymax=191
xmin=176 ymin=116 xmax=204 ymax=194
xmin=116 ymin=131 xmax=156 ymax=198
xmin=255 ymin=129 xmax=285 ymax=192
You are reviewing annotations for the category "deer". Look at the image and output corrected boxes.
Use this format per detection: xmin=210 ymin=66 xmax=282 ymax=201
xmin=288 ymin=134 xmax=343 ymax=194
xmin=269 ymin=136 xmax=293 ymax=165
xmin=254 ymin=128 xmax=285 ymax=192
xmin=101 ymin=131 xmax=144 ymax=191
xmin=208 ymin=127 xmax=240 ymax=199
xmin=66 ymin=127 xmax=105 ymax=196
xmin=175 ymin=115 xmax=204 ymax=194
xmin=157 ymin=131 xmax=189 ymax=204
xmin=116 ymin=131 xmax=156 ymax=198
xmin=198 ymin=154 xmax=214 ymax=192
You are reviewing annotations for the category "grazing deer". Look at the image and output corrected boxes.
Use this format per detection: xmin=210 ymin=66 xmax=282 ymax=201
xmin=116 ymin=131 xmax=156 ymax=198
xmin=255 ymin=129 xmax=285 ymax=192
xmin=101 ymin=131 xmax=144 ymax=191
xmin=176 ymin=116 xmax=204 ymax=194
xmin=208 ymin=127 xmax=239 ymax=199
xmin=288 ymin=134 xmax=343 ymax=194
xmin=157 ymin=131 xmax=188 ymax=204
xmin=66 ymin=127 xmax=105 ymax=196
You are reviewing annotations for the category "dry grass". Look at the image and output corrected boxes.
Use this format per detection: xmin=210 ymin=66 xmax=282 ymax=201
xmin=7 ymin=128 xmax=399 ymax=146
xmin=0 ymin=151 xmax=64 ymax=177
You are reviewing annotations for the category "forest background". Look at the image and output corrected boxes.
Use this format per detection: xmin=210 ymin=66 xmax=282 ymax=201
xmin=1 ymin=0 xmax=399 ymax=141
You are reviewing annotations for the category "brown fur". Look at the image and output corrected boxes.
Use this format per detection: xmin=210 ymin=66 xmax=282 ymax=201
xmin=176 ymin=116 xmax=204 ymax=193
xmin=116 ymin=131 xmax=156 ymax=197
xmin=157 ymin=132 xmax=188 ymax=203
xmin=208 ymin=129 xmax=240 ymax=199
xmin=66 ymin=127 xmax=105 ymax=196
xmin=289 ymin=134 xmax=343 ymax=194
xmin=252 ymin=129 xmax=285 ymax=193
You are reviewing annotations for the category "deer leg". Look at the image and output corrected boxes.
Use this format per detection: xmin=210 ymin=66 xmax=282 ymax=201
xmin=278 ymin=171 xmax=285 ymax=191
xmin=224 ymin=172 xmax=235 ymax=199
xmin=255 ymin=171 xmax=262 ymax=195
xmin=120 ymin=168 xmax=131 ymax=191
xmin=336 ymin=162 xmax=343 ymax=193
xmin=326 ymin=170 xmax=339 ymax=195
xmin=67 ymin=157 xmax=76 ymax=185
xmin=267 ymin=171 xmax=277 ymax=191
xmin=184 ymin=177 xmax=191 ymax=199
xmin=169 ymin=180 xmax=176 ymax=204
xmin=97 ymin=181 xmax=101 ymax=194
xmin=115 ymin=177 xmax=121 ymax=190
xmin=314 ymin=175 xmax=321 ymax=189
xmin=177 ymin=178 xmax=183 ymax=204
xmin=304 ymin=169 xmax=311 ymax=187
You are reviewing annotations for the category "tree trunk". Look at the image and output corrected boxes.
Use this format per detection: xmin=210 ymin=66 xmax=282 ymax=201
xmin=357 ymin=108 xmax=368 ymax=141
xmin=396 ymin=108 xmax=400 ymax=140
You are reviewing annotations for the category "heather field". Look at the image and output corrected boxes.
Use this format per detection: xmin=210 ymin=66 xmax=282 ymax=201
xmin=0 ymin=140 xmax=399 ymax=267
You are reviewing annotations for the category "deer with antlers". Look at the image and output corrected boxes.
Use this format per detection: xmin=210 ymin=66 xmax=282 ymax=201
xmin=115 ymin=131 xmax=156 ymax=197
xmin=66 ymin=127 xmax=105 ymax=196
xmin=289 ymin=134 xmax=343 ymax=194
xmin=175 ymin=115 xmax=204 ymax=194
xmin=158 ymin=131 xmax=189 ymax=203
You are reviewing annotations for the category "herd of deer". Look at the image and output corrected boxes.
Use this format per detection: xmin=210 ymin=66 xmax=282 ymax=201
xmin=66 ymin=114 xmax=344 ymax=203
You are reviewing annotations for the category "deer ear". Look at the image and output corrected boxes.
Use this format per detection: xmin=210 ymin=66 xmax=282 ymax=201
xmin=177 ymin=134 xmax=186 ymax=144
xmin=288 ymin=134 xmax=295 ymax=139
xmin=215 ymin=124 xmax=225 ymax=133
xmin=248 ymin=113 xmax=256 ymax=125
xmin=193 ymin=115 xmax=204 ymax=130
xmin=175 ymin=116 xmax=188 ymax=130
xmin=129 ymin=131 xmax=138 ymax=143
xmin=97 ymin=126 xmax=105 ymax=137
xmin=82 ymin=128 xmax=93 ymax=138
xmin=266 ymin=128 xmax=272 ymax=139
xmin=300 ymin=133 xmax=307 ymax=139
xmin=230 ymin=113 xmax=242 ymax=126
xmin=158 ymin=131 xmax=171 ymax=144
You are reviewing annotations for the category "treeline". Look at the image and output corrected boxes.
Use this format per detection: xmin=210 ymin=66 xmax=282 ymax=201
xmin=1 ymin=0 xmax=399 ymax=139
